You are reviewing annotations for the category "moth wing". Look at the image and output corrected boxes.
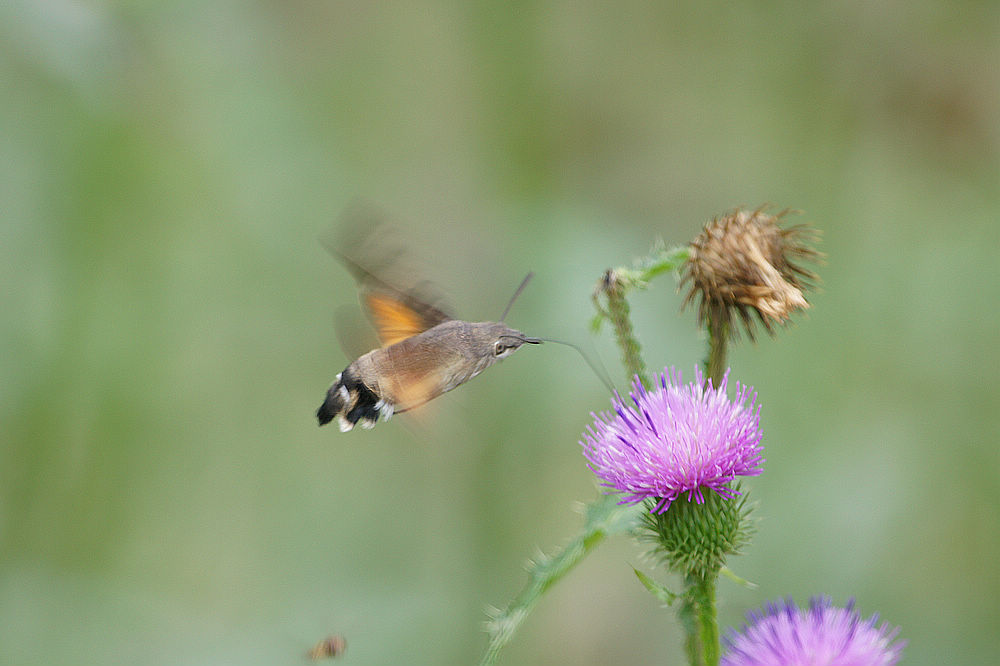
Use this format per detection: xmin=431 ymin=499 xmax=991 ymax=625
xmin=363 ymin=290 xmax=451 ymax=347
xmin=332 ymin=304 xmax=378 ymax=360
xmin=323 ymin=202 xmax=453 ymax=347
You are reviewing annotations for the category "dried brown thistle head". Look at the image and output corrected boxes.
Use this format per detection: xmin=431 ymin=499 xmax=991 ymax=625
xmin=680 ymin=206 xmax=821 ymax=340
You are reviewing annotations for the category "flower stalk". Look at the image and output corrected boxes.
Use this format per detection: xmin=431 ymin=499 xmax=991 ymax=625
xmin=639 ymin=487 xmax=754 ymax=666
xmin=592 ymin=244 xmax=689 ymax=388
xmin=599 ymin=268 xmax=649 ymax=388
xmin=685 ymin=574 xmax=719 ymax=666
xmin=479 ymin=494 xmax=644 ymax=666
xmin=705 ymin=317 xmax=729 ymax=388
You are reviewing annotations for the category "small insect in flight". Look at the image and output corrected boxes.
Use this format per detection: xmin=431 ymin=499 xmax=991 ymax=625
xmin=316 ymin=216 xmax=541 ymax=432
xmin=307 ymin=634 xmax=346 ymax=660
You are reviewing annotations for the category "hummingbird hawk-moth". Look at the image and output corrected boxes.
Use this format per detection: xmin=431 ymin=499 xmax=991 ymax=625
xmin=316 ymin=220 xmax=541 ymax=432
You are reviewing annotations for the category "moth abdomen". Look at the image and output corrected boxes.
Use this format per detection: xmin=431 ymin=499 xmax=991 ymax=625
xmin=316 ymin=372 xmax=349 ymax=427
xmin=317 ymin=367 xmax=391 ymax=431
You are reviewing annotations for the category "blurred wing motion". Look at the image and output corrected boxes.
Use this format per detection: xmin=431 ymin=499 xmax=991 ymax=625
xmin=321 ymin=203 xmax=452 ymax=347
xmin=363 ymin=290 xmax=450 ymax=347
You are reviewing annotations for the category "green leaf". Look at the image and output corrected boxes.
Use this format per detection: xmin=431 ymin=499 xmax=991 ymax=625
xmin=479 ymin=494 xmax=644 ymax=666
xmin=634 ymin=245 xmax=690 ymax=283
xmin=632 ymin=566 xmax=679 ymax=606
xmin=719 ymin=566 xmax=758 ymax=589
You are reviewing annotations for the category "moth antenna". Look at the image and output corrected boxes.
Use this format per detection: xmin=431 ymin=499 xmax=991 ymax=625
xmin=499 ymin=272 xmax=534 ymax=322
xmin=535 ymin=336 xmax=615 ymax=393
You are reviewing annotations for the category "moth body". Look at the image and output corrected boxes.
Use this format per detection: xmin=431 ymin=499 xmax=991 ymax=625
xmin=317 ymin=320 xmax=539 ymax=431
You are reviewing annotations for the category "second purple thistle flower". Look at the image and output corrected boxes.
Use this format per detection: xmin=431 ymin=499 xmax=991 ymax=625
xmin=581 ymin=366 xmax=765 ymax=513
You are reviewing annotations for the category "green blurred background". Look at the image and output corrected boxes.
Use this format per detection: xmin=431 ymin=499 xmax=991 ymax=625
xmin=2 ymin=1 xmax=998 ymax=664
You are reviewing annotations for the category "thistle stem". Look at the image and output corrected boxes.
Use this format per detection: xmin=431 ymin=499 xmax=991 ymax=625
xmin=705 ymin=318 xmax=729 ymax=387
xmin=679 ymin=589 xmax=701 ymax=665
xmin=676 ymin=573 xmax=720 ymax=666
xmin=600 ymin=270 xmax=650 ymax=388
xmin=693 ymin=574 xmax=720 ymax=665
xmin=479 ymin=496 xmax=644 ymax=665
xmin=690 ymin=316 xmax=727 ymax=666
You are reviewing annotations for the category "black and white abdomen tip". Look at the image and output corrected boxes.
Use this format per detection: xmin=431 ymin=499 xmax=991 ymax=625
xmin=317 ymin=369 xmax=394 ymax=431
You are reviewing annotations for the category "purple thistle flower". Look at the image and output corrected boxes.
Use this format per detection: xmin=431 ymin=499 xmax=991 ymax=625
xmin=581 ymin=366 xmax=764 ymax=513
xmin=722 ymin=596 xmax=905 ymax=666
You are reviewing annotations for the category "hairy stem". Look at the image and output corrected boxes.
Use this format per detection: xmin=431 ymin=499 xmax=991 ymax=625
xmin=678 ymin=573 xmax=720 ymax=666
xmin=479 ymin=496 xmax=644 ymax=666
xmin=600 ymin=270 xmax=650 ymax=388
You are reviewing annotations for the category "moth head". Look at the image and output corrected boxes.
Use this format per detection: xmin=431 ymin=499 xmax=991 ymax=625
xmin=478 ymin=323 xmax=541 ymax=361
